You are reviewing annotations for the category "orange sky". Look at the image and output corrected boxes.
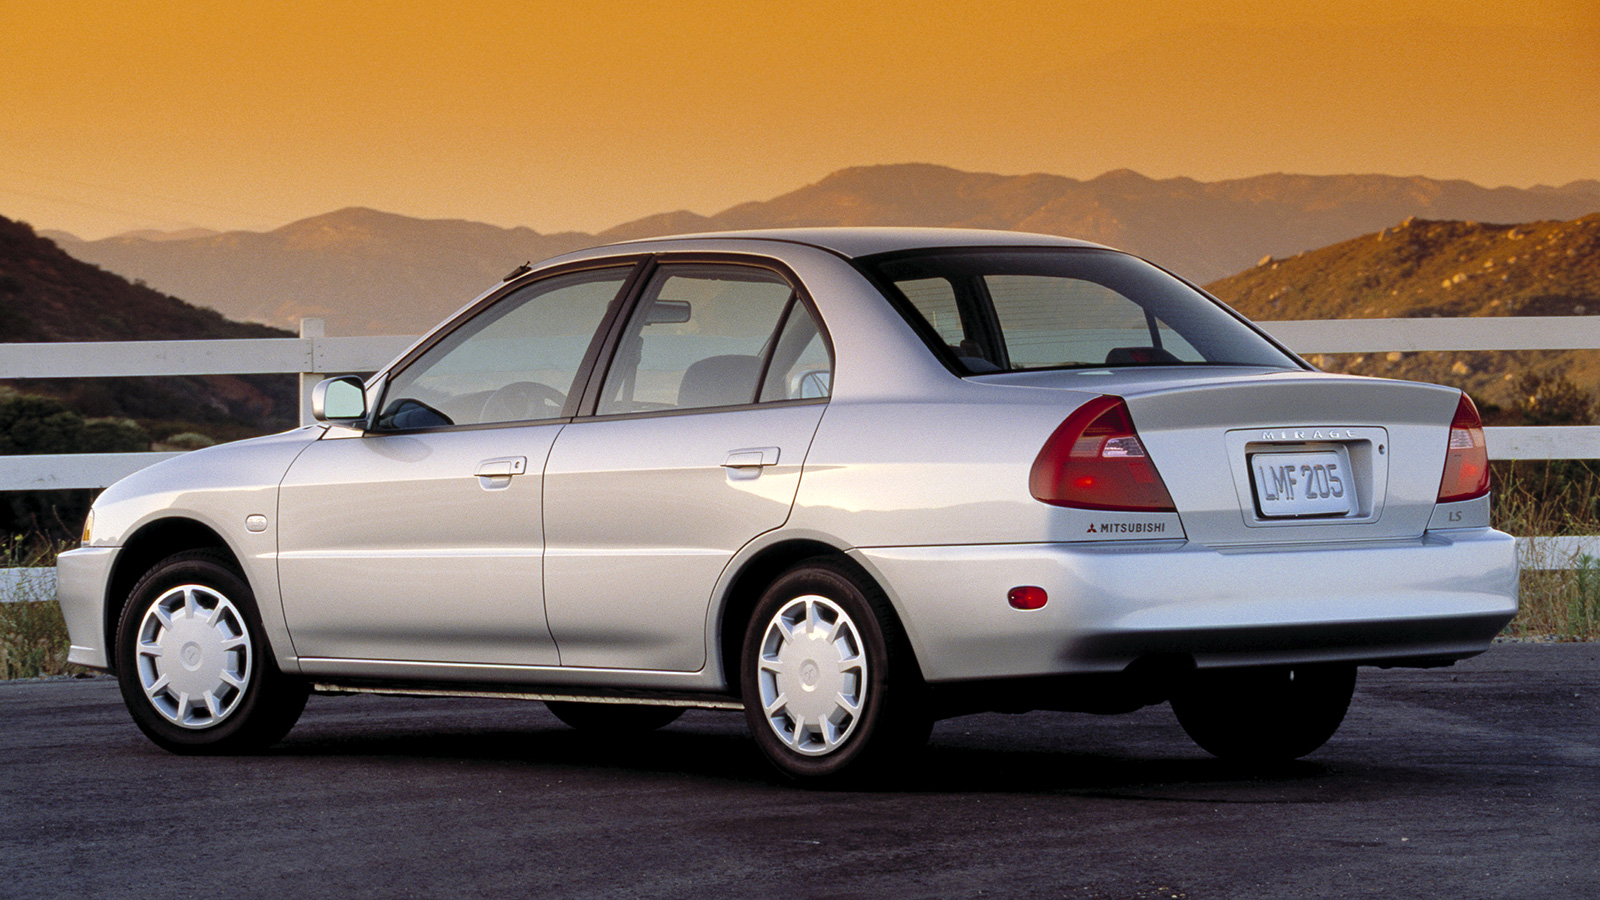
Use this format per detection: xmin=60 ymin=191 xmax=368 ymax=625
xmin=3 ymin=0 xmax=1597 ymax=239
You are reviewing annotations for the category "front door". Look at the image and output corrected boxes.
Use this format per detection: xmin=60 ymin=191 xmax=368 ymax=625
xmin=276 ymin=264 xmax=637 ymax=665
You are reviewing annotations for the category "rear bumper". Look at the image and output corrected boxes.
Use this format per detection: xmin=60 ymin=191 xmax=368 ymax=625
xmin=853 ymin=527 xmax=1519 ymax=682
xmin=57 ymin=546 xmax=118 ymax=670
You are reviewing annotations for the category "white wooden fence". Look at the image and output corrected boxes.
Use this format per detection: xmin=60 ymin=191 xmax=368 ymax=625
xmin=3 ymin=316 xmax=1600 ymax=597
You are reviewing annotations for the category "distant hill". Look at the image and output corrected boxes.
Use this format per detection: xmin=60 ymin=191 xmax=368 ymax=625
xmin=50 ymin=209 xmax=595 ymax=335
xmin=46 ymin=165 xmax=1600 ymax=336
xmin=43 ymin=226 xmax=220 ymax=244
xmin=0 ymin=215 xmax=296 ymax=435
xmin=1206 ymin=214 xmax=1600 ymax=414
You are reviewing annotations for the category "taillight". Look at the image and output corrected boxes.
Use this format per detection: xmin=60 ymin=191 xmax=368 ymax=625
xmin=1437 ymin=393 xmax=1490 ymax=502
xmin=1030 ymin=395 xmax=1176 ymax=511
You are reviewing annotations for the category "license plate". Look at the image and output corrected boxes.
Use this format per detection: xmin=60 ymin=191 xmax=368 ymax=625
xmin=1250 ymin=450 xmax=1356 ymax=518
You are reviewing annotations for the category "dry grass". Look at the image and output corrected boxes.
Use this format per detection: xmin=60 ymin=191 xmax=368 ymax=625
xmin=1494 ymin=461 xmax=1600 ymax=640
xmin=1511 ymin=564 xmax=1600 ymax=640
xmin=0 ymin=537 xmax=83 ymax=679
xmin=0 ymin=598 xmax=80 ymax=679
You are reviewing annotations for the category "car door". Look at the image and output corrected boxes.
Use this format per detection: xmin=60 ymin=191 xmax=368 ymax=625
xmin=543 ymin=260 xmax=833 ymax=671
xmin=276 ymin=263 xmax=638 ymax=666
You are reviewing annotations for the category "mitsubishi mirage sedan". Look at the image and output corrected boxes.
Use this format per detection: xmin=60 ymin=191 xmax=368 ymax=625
xmin=57 ymin=228 xmax=1518 ymax=783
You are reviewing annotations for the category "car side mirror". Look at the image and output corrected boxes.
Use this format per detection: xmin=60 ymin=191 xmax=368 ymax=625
xmin=312 ymin=376 xmax=368 ymax=423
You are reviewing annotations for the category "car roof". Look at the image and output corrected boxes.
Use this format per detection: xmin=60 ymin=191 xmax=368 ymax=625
xmin=595 ymin=226 xmax=1108 ymax=260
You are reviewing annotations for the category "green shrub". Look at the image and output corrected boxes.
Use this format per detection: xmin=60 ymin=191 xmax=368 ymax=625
xmin=1513 ymin=373 xmax=1593 ymax=426
xmin=1571 ymin=555 xmax=1600 ymax=637
xmin=155 ymin=431 xmax=216 ymax=451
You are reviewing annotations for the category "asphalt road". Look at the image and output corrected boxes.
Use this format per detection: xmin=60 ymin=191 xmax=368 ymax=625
xmin=2 ymin=644 xmax=1595 ymax=900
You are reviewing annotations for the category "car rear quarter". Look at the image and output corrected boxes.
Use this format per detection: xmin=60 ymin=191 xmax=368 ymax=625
xmin=789 ymin=366 xmax=1515 ymax=684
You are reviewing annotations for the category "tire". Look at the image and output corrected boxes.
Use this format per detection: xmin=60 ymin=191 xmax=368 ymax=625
xmin=545 ymin=701 xmax=684 ymax=734
xmin=1170 ymin=663 xmax=1357 ymax=762
xmin=115 ymin=549 xmax=309 ymax=754
xmin=740 ymin=560 xmax=932 ymax=784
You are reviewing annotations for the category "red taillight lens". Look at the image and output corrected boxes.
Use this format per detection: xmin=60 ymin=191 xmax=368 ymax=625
xmin=1030 ymin=395 xmax=1177 ymax=511
xmin=1437 ymin=393 xmax=1490 ymax=502
xmin=1008 ymin=586 xmax=1049 ymax=610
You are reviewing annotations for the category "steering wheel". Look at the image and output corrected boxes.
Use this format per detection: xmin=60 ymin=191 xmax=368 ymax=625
xmin=481 ymin=381 xmax=566 ymax=423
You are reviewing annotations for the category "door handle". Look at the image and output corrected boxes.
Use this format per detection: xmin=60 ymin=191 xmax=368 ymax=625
xmin=723 ymin=447 xmax=780 ymax=469
xmin=476 ymin=456 xmax=528 ymax=477
xmin=476 ymin=456 xmax=527 ymax=489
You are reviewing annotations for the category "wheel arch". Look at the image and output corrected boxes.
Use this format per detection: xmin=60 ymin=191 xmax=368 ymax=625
xmin=102 ymin=517 xmax=243 ymax=672
xmin=712 ymin=536 xmax=918 ymax=698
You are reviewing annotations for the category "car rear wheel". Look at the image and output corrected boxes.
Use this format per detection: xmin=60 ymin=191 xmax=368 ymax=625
xmin=544 ymin=701 xmax=684 ymax=734
xmin=115 ymin=550 xmax=308 ymax=754
xmin=1170 ymin=663 xmax=1357 ymax=762
xmin=740 ymin=561 xmax=932 ymax=784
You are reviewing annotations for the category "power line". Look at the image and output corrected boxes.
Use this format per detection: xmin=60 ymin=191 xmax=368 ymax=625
xmin=0 ymin=165 xmax=281 ymax=226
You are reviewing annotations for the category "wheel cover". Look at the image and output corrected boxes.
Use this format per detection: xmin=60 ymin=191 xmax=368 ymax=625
xmin=134 ymin=584 xmax=253 ymax=729
xmin=756 ymin=595 xmax=867 ymax=756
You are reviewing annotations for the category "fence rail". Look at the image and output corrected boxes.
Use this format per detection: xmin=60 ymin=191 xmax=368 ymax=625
xmin=3 ymin=315 xmax=1599 ymax=589
xmin=1261 ymin=315 xmax=1600 ymax=353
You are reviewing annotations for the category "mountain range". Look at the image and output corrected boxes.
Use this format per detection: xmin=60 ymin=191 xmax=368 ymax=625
xmin=43 ymin=164 xmax=1600 ymax=336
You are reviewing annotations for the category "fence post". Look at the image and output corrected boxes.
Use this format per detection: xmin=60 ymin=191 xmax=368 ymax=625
xmin=298 ymin=317 xmax=325 ymax=427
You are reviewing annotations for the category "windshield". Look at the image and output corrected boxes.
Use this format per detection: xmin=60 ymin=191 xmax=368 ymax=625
xmin=861 ymin=248 xmax=1299 ymax=374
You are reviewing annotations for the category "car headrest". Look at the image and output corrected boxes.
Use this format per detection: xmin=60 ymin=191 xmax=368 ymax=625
xmin=678 ymin=354 xmax=762 ymax=408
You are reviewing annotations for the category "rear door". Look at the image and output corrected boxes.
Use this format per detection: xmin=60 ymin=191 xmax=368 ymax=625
xmin=543 ymin=260 xmax=833 ymax=671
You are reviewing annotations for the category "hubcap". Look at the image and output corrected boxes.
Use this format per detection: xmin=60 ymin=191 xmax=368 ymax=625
xmin=135 ymin=585 xmax=253 ymax=729
xmin=756 ymin=595 xmax=867 ymax=756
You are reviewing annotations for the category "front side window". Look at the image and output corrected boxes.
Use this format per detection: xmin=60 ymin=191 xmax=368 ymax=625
xmin=375 ymin=267 xmax=630 ymax=429
xmin=864 ymin=249 xmax=1297 ymax=374
xmin=597 ymin=264 xmax=828 ymax=414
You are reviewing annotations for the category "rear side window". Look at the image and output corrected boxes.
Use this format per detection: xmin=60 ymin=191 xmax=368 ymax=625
xmin=759 ymin=302 xmax=831 ymax=401
xmin=864 ymin=249 xmax=1296 ymax=373
xmin=596 ymin=264 xmax=829 ymax=414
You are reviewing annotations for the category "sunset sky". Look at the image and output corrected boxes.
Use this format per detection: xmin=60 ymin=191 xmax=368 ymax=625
xmin=3 ymin=0 xmax=1596 ymax=240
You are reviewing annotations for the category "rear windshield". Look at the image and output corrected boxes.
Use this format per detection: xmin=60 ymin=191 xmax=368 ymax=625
xmin=861 ymin=248 xmax=1299 ymax=374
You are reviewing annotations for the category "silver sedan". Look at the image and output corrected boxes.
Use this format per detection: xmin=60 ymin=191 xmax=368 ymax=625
xmin=57 ymin=228 xmax=1518 ymax=782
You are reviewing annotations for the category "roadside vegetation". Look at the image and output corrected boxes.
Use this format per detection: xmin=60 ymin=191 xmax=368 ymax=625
xmin=1494 ymin=460 xmax=1600 ymax=640
xmin=0 ymin=536 xmax=83 ymax=679
xmin=1483 ymin=373 xmax=1600 ymax=640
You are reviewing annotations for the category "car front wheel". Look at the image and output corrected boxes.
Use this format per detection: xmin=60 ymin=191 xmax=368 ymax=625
xmin=115 ymin=550 xmax=308 ymax=754
xmin=740 ymin=561 xmax=931 ymax=784
xmin=1170 ymin=663 xmax=1357 ymax=762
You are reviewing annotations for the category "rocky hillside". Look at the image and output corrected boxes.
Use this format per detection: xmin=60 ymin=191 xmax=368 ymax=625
xmin=0 ymin=214 xmax=296 ymax=436
xmin=48 ymin=165 xmax=1600 ymax=336
xmin=1206 ymin=214 xmax=1600 ymax=415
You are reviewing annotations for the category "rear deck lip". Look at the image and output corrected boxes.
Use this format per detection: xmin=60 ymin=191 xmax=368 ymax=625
xmin=1062 ymin=612 xmax=1514 ymax=670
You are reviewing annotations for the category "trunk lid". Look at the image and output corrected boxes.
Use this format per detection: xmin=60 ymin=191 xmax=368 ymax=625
xmin=984 ymin=366 xmax=1461 ymax=546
